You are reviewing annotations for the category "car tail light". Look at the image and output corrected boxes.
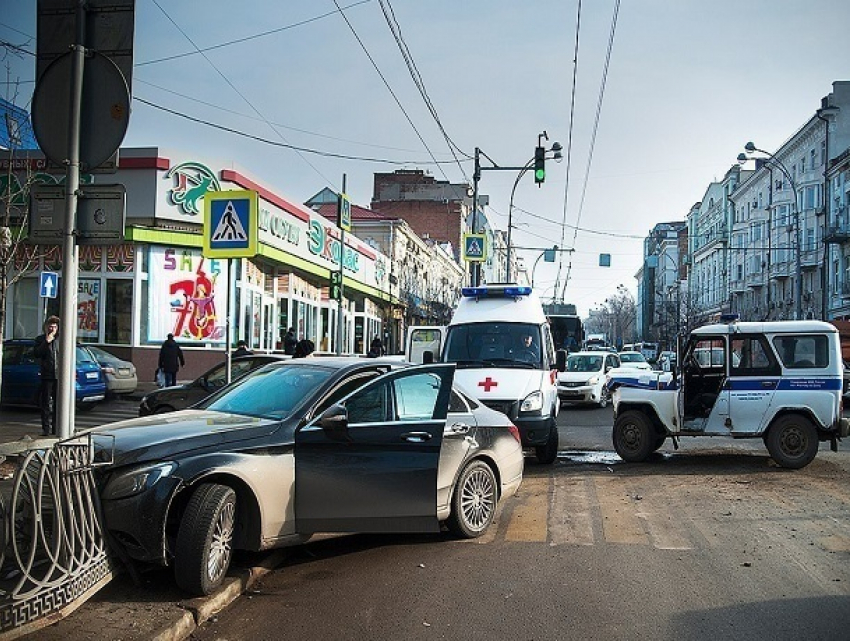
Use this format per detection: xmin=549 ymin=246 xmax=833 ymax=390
xmin=508 ymin=423 xmax=521 ymax=444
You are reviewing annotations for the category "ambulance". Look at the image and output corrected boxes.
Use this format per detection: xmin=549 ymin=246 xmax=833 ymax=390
xmin=406 ymin=284 xmax=566 ymax=463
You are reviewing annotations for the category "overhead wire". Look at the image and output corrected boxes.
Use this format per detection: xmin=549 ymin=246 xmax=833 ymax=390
xmin=560 ymin=0 xmax=622 ymax=302
xmin=378 ymin=0 xmax=473 ymax=174
xmin=331 ymin=0 xmax=457 ymax=191
xmin=137 ymin=0 xmax=372 ymax=66
xmin=134 ymin=96 xmax=470 ymax=165
xmin=149 ymin=0 xmax=336 ymax=190
xmin=552 ymin=0 xmax=583 ymax=302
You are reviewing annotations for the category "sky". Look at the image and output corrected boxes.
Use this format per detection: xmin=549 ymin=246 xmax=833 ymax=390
xmin=3 ymin=0 xmax=849 ymax=318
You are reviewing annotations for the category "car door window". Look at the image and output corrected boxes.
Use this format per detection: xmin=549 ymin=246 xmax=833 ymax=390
xmin=313 ymin=371 xmax=384 ymax=417
xmin=448 ymin=389 xmax=470 ymax=413
xmin=773 ymin=335 xmax=829 ymax=369
xmin=346 ymin=382 xmax=391 ymax=424
xmin=395 ymin=372 xmax=442 ymax=420
xmin=731 ymin=335 xmax=780 ymax=376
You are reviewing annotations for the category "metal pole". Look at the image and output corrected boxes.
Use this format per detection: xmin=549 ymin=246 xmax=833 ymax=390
xmin=225 ymin=257 xmax=232 ymax=383
xmin=471 ymin=148 xmax=480 ymax=287
xmin=336 ymin=174 xmax=346 ymax=355
xmin=817 ymin=110 xmax=831 ymax=320
xmin=58 ymin=1 xmax=86 ymax=439
xmin=506 ymin=160 xmax=534 ymax=283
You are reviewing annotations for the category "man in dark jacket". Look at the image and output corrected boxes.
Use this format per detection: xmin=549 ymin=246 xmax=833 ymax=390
xmin=284 ymin=327 xmax=297 ymax=356
xmin=158 ymin=333 xmax=185 ymax=387
xmin=233 ymin=340 xmax=253 ymax=357
xmin=33 ymin=315 xmax=60 ymax=436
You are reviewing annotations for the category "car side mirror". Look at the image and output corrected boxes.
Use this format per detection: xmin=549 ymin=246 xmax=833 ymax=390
xmin=319 ymin=403 xmax=349 ymax=428
xmin=317 ymin=404 xmax=352 ymax=443
xmin=556 ymin=349 xmax=567 ymax=372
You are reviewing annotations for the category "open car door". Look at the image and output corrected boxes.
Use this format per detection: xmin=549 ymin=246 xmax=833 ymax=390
xmin=295 ymin=363 xmax=455 ymax=534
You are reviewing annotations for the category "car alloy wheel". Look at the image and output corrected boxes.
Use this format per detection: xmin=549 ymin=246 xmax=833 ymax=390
xmin=447 ymin=460 xmax=497 ymax=538
xmin=175 ymin=483 xmax=237 ymax=595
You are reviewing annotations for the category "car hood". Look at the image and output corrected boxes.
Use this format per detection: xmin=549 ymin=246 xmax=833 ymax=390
xmin=89 ymin=409 xmax=281 ymax=467
xmin=558 ymin=370 xmax=604 ymax=383
xmin=454 ymin=368 xmax=548 ymax=401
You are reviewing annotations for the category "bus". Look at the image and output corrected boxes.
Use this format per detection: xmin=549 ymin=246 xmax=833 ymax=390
xmin=543 ymin=303 xmax=584 ymax=353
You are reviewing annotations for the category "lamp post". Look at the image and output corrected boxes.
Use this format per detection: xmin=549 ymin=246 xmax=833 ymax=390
xmin=471 ymin=132 xmax=561 ymax=286
xmin=738 ymin=144 xmax=801 ymax=319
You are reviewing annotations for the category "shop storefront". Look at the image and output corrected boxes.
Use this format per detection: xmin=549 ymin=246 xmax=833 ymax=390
xmin=5 ymin=148 xmax=397 ymax=378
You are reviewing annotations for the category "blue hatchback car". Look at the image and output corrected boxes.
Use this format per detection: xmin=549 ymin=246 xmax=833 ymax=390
xmin=2 ymin=339 xmax=107 ymax=411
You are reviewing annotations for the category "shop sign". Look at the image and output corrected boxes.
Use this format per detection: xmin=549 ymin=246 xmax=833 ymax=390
xmin=258 ymin=205 xmax=299 ymax=246
xmin=307 ymin=220 xmax=360 ymax=273
xmin=147 ymin=246 xmax=229 ymax=343
xmin=165 ymin=161 xmax=221 ymax=217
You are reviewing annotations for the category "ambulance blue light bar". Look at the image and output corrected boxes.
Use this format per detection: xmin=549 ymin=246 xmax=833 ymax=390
xmin=461 ymin=285 xmax=533 ymax=298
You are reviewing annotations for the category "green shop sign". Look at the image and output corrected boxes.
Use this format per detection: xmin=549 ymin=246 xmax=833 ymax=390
xmin=307 ymin=220 xmax=360 ymax=273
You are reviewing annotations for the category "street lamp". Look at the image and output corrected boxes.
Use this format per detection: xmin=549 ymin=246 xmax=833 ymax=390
xmin=738 ymin=143 xmax=802 ymax=319
xmin=505 ymin=134 xmax=562 ymax=281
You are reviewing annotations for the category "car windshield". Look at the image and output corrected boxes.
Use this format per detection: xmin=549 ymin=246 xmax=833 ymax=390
xmin=567 ymin=354 xmax=603 ymax=372
xmin=620 ymin=353 xmax=646 ymax=363
xmin=443 ymin=322 xmax=542 ymax=369
xmin=200 ymin=364 xmax=334 ymax=419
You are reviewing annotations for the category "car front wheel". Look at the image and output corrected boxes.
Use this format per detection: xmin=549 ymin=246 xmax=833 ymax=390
xmin=174 ymin=483 xmax=237 ymax=596
xmin=535 ymin=424 xmax=559 ymax=464
xmin=766 ymin=415 xmax=819 ymax=469
xmin=613 ymin=410 xmax=655 ymax=462
xmin=446 ymin=461 xmax=497 ymax=538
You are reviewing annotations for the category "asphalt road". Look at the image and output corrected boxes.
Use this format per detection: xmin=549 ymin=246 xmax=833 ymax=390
xmin=184 ymin=403 xmax=850 ymax=641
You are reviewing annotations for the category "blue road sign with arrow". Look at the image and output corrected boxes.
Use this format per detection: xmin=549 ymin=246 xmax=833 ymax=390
xmin=40 ymin=271 xmax=59 ymax=298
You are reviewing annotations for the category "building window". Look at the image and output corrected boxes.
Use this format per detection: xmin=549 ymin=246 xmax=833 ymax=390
xmin=105 ymin=280 xmax=133 ymax=344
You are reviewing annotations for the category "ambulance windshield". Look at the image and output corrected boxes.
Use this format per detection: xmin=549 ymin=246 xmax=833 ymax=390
xmin=443 ymin=323 xmax=542 ymax=369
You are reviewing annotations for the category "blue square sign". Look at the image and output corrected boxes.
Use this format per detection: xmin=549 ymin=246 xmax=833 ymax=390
xmin=203 ymin=190 xmax=259 ymax=258
xmin=40 ymin=271 xmax=59 ymax=298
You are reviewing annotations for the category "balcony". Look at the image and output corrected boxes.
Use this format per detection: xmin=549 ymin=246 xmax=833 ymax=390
xmin=800 ymin=247 xmax=820 ymax=269
xmin=824 ymin=212 xmax=850 ymax=244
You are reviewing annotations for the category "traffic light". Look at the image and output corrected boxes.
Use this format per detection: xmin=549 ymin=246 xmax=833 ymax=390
xmin=534 ymin=146 xmax=546 ymax=185
xmin=330 ymin=270 xmax=343 ymax=301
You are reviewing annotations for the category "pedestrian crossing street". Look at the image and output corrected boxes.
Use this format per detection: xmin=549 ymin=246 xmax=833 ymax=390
xmin=453 ymin=471 xmax=850 ymax=555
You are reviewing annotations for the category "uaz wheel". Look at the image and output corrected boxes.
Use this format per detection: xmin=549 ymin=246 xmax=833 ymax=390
xmin=447 ymin=461 xmax=497 ymax=538
xmin=766 ymin=415 xmax=818 ymax=469
xmin=174 ymin=483 xmax=237 ymax=595
xmin=613 ymin=410 xmax=656 ymax=462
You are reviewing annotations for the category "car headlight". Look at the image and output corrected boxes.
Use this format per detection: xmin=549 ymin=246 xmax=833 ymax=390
xmin=588 ymin=375 xmax=600 ymax=385
xmin=103 ymin=462 xmax=177 ymax=500
xmin=520 ymin=390 xmax=544 ymax=413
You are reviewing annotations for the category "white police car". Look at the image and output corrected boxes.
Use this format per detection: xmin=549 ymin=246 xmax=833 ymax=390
xmin=607 ymin=317 xmax=849 ymax=469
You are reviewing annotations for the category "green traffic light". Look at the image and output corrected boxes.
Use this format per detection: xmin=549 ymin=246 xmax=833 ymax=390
xmin=535 ymin=168 xmax=545 ymax=182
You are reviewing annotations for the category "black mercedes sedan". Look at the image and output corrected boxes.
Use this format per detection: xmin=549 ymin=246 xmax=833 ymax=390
xmin=91 ymin=358 xmax=524 ymax=596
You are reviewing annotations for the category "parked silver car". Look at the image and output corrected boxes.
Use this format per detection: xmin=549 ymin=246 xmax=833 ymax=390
xmin=84 ymin=345 xmax=138 ymax=396
xmin=91 ymin=359 xmax=524 ymax=596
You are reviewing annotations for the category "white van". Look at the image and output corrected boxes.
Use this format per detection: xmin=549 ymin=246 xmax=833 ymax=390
xmin=407 ymin=285 xmax=566 ymax=463
xmin=608 ymin=318 xmax=850 ymax=469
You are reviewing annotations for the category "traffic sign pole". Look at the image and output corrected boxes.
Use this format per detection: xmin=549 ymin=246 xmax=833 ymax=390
xmin=335 ymin=175 xmax=347 ymax=355
xmin=57 ymin=5 xmax=86 ymax=440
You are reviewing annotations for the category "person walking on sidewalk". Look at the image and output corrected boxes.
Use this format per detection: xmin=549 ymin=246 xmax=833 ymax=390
xmin=33 ymin=315 xmax=60 ymax=436
xmin=158 ymin=333 xmax=185 ymax=387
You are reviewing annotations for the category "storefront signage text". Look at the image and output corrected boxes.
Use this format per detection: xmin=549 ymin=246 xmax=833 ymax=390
xmin=307 ymin=220 xmax=360 ymax=273
xmin=259 ymin=206 xmax=299 ymax=245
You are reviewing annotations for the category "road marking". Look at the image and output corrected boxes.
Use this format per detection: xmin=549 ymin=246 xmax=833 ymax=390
xmin=504 ymin=477 xmax=550 ymax=542
xmin=549 ymin=477 xmax=594 ymax=546
xmin=594 ymin=477 xmax=649 ymax=545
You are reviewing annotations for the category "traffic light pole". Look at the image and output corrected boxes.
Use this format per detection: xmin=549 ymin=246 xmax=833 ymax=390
xmin=335 ymin=174 xmax=346 ymax=355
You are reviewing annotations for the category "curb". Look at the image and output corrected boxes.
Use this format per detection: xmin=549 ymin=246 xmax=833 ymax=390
xmin=149 ymin=549 xmax=289 ymax=641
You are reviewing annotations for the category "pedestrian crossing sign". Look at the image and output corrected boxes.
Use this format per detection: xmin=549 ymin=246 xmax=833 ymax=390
xmin=203 ymin=190 xmax=259 ymax=258
xmin=463 ymin=233 xmax=487 ymax=262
